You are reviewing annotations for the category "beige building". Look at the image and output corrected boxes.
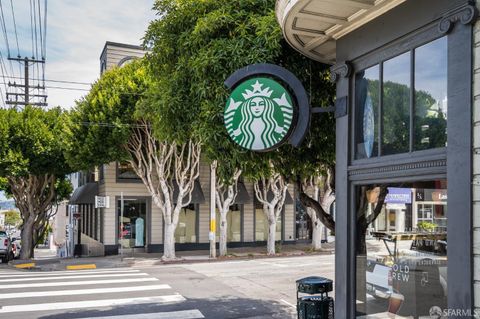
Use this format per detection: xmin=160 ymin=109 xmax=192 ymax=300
xmin=69 ymin=42 xmax=298 ymax=256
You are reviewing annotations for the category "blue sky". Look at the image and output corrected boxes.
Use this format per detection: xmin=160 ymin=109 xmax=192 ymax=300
xmin=1 ymin=0 xmax=156 ymax=108
xmin=0 ymin=0 xmax=156 ymax=201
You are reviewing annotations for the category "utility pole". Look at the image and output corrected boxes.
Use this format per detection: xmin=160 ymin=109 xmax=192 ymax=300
xmin=5 ymin=57 xmax=47 ymax=107
xmin=209 ymin=161 xmax=217 ymax=259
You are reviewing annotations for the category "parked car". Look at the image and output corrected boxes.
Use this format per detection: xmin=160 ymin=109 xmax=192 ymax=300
xmin=0 ymin=231 xmax=13 ymax=263
xmin=11 ymin=237 xmax=21 ymax=259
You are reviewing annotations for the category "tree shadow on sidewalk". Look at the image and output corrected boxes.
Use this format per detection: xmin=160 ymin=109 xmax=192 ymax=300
xmin=38 ymin=295 xmax=296 ymax=319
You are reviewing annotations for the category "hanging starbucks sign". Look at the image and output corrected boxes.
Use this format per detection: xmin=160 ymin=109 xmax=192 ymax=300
xmin=224 ymin=63 xmax=311 ymax=152
xmin=225 ymin=77 xmax=294 ymax=151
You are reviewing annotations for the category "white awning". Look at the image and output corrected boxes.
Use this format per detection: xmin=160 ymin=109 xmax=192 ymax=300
xmin=276 ymin=0 xmax=406 ymax=64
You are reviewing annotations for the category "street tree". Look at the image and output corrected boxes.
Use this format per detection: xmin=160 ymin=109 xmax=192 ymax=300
xmin=66 ymin=60 xmax=201 ymax=260
xmin=0 ymin=106 xmax=72 ymax=259
xmin=144 ymin=0 xmax=336 ymax=255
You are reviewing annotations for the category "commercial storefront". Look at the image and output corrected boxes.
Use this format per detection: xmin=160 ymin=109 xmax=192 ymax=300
xmin=277 ymin=0 xmax=478 ymax=317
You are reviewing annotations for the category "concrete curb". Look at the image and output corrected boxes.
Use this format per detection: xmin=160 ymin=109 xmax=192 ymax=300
xmin=65 ymin=264 xmax=97 ymax=270
xmin=14 ymin=262 xmax=36 ymax=269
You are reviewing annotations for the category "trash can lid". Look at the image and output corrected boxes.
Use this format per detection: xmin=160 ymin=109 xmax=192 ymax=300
xmin=296 ymin=276 xmax=333 ymax=294
xmin=296 ymin=276 xmax=333 ymax=285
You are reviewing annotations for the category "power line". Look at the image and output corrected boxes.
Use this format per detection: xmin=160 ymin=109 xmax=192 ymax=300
xmin=42 ymin=0 xmax=47 ymax=87
xmin=4 ymin=75 xmax=91 ymax=86
xmin=29 ymin=0 xmax=34 ymax=58
xmin=9 ymin=0 xmax=21 ymax=76
xmin=9 ymin=0 xmax=19 ymax=57
xmin=0 ymin=0 xmax=14 ymax=76
xmin=46 ymin=85 xmax=89 ymax=91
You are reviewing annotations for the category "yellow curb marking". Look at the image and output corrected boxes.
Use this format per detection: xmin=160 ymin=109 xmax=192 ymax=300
xmin=14 ymin=263 xmax=36 ymax=269
xmin=66 ymin=264 xmax=97 ymax=270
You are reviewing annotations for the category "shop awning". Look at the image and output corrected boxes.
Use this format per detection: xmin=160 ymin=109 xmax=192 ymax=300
xmin=69 ymin=182 xmax=98 ymax=205
xmin=173 ymin=180 xmax=205 ymax=204
xmin=234 ymin=182 xmax=251 ymax=204
xmin=276 ymin=0 xmax=406 ymax=64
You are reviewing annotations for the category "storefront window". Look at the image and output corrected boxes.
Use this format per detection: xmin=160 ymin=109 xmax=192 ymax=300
xmin=216 ymin=204 xmax=242 ymax=242
xmin=355 ymin=65 xmax=379 ymax=159
xmin=255 ymin=201 xmax=282 ymax=241
xmin=355 ymin=180 xmax=447 ymax=318
xmin=117 ymin=161 xmax=140 ymax=181
xmin=383 ymin=52 xmax=410 ymax=155
xmin=354 ymin=36 xmax=447 ymax=159
xmin=414 ymin=37 xmax=448 ymax=151
xmin=118 ymin=198 xmax=147 ymax=248
xmin=174 ymin=204 xmax=197 ymax=244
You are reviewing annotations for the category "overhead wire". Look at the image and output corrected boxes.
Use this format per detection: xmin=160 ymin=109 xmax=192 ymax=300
xmin=42 ymin=0 xmax=47 ymax=88
xmin=9 ymin=0 xmax=21 ymax=77
xmin=0 ymin=0 xmax=14 ymax=76
xmin=4 ymin=75 xmax=91 ymax=86
xmin=0 ymin=45 xmax=10 ymax=108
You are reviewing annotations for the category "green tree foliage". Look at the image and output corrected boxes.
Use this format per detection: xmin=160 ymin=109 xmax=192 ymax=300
xmin=66 ymin=60 xmax=152 ymax=170
xmin=144 ymin=0 xmax=335 ymax=184
xmin=0 ymin=106 xmax=73 ymax=258
xmin=4 ymin=210 xmax=21 ymax=227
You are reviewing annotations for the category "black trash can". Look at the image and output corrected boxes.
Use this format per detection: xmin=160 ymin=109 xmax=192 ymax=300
xmin=296 ymin=276 xmax=334 ymax=319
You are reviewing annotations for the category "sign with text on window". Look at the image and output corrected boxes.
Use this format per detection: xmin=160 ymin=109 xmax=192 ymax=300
xmin=95 ymin=196 xmax=110 ymax=208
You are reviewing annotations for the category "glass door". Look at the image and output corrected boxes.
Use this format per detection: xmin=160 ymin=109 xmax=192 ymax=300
xmin=118 ymin=198 xmax=147 ymax=248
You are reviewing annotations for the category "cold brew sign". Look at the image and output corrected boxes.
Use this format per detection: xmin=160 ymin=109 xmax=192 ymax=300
xmin=225 ymin=78 xmax=294 ymax=151
xmin=224 ymin=64 xmax=311 ymax=152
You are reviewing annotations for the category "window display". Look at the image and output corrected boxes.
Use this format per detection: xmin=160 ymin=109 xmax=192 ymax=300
xmin=356 ymin=180 xmax=447 ymax=318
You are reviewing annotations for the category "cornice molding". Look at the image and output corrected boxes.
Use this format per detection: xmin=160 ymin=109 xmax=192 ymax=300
xmin=348 ymin=159 xmax=447 ymax=177
xmin=438 ymin=3 xmax=478 ymax=34
xmin=330 ymin=62 xmax=352 ymax=83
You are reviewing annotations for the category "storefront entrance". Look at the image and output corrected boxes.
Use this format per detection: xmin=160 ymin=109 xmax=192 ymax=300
xmin=117 ymin=198 xmax=148 ymax=249
xmin=330 ymin=1 xmax=473 ymax=317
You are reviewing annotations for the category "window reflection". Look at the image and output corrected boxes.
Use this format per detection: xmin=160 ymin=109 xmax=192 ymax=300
xmin=382 ymin=52 xmax=411 ymax=155
xmin=174 ymin=204 xmax=197 ymax=243
xmin=118 ymin=199 xmax=147 ymax=248
xmin=355 ymin=65 xmax=379 ymax=159
xmin=117 ymin=161 xmax=140 ymax=180
xmin=414 ymin=37 xmax=448 ymax=150
xmin=355 ymin=180 xmax=447 ymax=318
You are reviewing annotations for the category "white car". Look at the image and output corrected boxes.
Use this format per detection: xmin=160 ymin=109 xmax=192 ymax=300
xmin=11 ymin=238 xmax=21 ymax=259
xmin=0 ymin=231 xmax=13 ymax=263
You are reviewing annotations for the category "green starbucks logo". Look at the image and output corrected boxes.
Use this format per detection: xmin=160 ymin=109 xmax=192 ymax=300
xmin=224 ymin=77 xmax=294 ymax=151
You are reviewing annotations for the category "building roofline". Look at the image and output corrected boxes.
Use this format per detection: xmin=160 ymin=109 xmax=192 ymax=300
xmin=100 ymin=41 xmax=145 ymax=60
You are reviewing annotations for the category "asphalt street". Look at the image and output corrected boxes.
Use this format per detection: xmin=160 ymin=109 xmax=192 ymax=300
xmin=0 ymin=254 xmax=335 ymax=319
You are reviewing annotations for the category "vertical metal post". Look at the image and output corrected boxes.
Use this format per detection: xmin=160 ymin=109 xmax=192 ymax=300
xmin=120 ymin=192 xmax=124 ymax=262
xmin=209 ymin=162 xmax=216 ymax=258
xmin=24 ymin=57 xmax=29 ymax=105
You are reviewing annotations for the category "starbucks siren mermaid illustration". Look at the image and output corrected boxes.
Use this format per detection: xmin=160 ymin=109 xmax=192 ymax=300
xmin=224 ymin=79 xmax=294 ymax=151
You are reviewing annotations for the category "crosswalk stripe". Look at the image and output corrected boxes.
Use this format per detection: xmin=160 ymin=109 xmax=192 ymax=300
xmin=0 ymin=268 xmax=140 ymax=278
xmin=0 ymin=294 xmax=186 ymax=313
xmin=76 ymin=309 xmax=205 ymax=319
xmin=0 ymin=272 xmax=149 ymax=282
xmin=0 ymin=284 xmax=171 ymax=299
xmin=1 ymin=277 xmax=158 ymax=289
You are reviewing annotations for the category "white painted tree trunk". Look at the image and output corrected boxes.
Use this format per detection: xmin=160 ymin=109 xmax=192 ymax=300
xmin=311 ymin=215 xmax=323 ymax=250
xmin=219 ymin=215 xmax=228 ymax=256
xmin=163 ymin=222 xmax=176 ymax=260
xmin=215 ymin=169 xmax=241 ymax=257
xmin=267 ymin=218 xmax=277 ymax=255
xmin=125 ymin=127 xmax=201 ymax=262
xmin=254 ymin=172 xmax=287 ymax=256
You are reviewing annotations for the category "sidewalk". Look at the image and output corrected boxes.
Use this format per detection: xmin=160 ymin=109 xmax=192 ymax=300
xmin=9 ymin=241 xmax=335 ymax=271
